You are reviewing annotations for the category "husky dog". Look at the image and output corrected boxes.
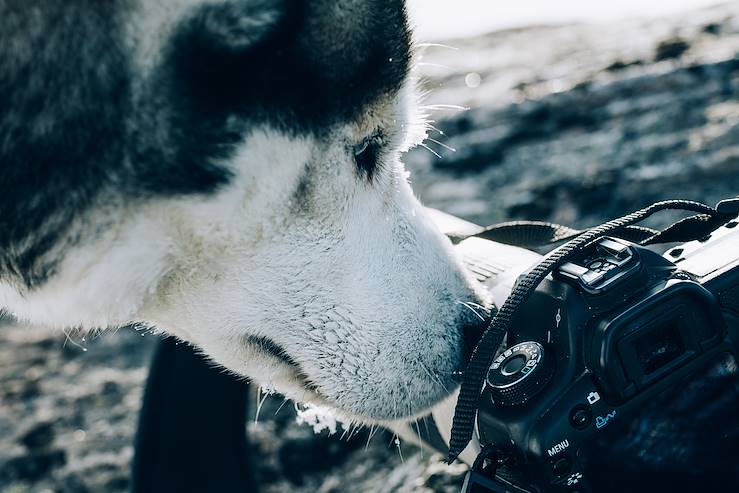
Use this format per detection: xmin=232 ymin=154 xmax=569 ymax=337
xmin=0 ymin=0 xmax=487 ymax=426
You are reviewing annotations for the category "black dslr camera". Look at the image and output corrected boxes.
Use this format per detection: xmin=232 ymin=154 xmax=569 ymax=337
xmin=434 ymin=205 xmax=739 ymax=493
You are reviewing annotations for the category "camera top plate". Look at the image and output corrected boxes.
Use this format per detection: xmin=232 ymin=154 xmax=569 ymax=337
xmin=556 ymin=237 xmax=641 ymax=294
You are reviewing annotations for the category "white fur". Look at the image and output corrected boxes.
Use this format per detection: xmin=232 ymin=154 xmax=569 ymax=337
xmin=1 ymin=66 xmax=486 ymax=425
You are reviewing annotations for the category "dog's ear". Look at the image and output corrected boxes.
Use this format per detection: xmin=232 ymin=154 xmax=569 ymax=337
xmin=188 ymin=0 xmax=287 ymax=53
xmin=168 ymin=0 xmax=410 ymax=128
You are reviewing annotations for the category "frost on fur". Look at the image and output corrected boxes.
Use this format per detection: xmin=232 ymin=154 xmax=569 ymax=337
xmin=295 ymin=404 xmax=351 ymax=435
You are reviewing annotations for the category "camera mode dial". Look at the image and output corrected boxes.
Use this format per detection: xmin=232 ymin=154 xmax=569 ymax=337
xmin=487 ymin=341 xmax=553 ymax=407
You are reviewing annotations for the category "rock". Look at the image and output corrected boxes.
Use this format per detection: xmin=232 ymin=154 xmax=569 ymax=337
xmin=0 ymin=449 xmax=66 ymax=482
xmin=101 ymin=380 xmax=122 ymax=398
xmin=19 ymin=422 xmax=55 ymax=451
xmin=56 ymin=474 xmax=92 ymax=493
xmin=104 ymin=475 xmax=130 ymax=491
xmin=655 ymin=37 xmax=691 ymax=61
xmin=276 ymin=430 xmax=361 ymax=485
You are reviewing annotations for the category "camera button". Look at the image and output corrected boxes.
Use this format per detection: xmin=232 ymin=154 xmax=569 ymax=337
xmin=552 ymin=457 xmax=572 ymax=477
xmin=487 ymin=342 xmax=554 ymax=406
xmin=581 ymin=270 xmax=604 ymax=285
xmin=569 ymin=404 xmax=592 ymax=430
xmin=560 ymin=262 xmax=589 ymax=278
xmin=501 ymin=355 xmax=527 ymax=376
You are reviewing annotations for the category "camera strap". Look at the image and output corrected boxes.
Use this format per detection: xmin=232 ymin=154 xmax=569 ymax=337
xmin=447 ymin=198 xmax=739 ymax=466
xmin=448 ymin=200 xmax=739 ymax=250
xmin=447 ymin=221 xmax=660 ymax=249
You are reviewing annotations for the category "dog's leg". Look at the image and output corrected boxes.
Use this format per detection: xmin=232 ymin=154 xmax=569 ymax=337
xmin=131 ymin=337 xmax=256 ymax=493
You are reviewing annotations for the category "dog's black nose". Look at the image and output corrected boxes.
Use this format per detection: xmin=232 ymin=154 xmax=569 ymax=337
xmin=453 ymin=313 xmax=491 ymax=383
xmin=460 ymin=306 xmax=493 ymax=362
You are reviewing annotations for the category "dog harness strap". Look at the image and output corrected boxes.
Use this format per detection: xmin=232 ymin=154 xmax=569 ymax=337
xmin=447 ymin=199 xmax=737 ymax=464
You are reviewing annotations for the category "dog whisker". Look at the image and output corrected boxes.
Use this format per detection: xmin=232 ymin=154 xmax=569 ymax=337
xmin=420 ymin=103 xmax=470 ymax=111
xmin=340 ymin=423 xmax=352 ymax=441
xmin=418 ymin=360 xmax=450 ymax=394
xmin=349 ymin=423 xmax=365 ymax=441
xmin=254 ymin=386 xmax=262 ymax=424
xmin=254 ymin=386 xmax=272 ymax=425
xmin=394 ymin=435 xmax=404 ymax=462
xmin=62 ymin=327 xmax=88 ymax=352
xmin=427 ymin=137 xmax=456 ymax=153
xmin=365 ymin=424 xmax=379 ymax=451
xmin=422 ymin=415 xmax=431 ymax=437
xmin=413 ymin=419 xmax=423 ymax=459
xmin=416 ymin=62 xmax=454 ymax=71
xmin=456 ymin=300 xmax=487 ymax=322
xmin=419 ymin=142 xmax=442 ymax=159
xmin=274 ymin=397 xmax=290 ymax=416
xmin=466 ymin=301 xmax=490 ymax=311
xmin=416 ymin=42 xmax=459 ymax=51
xmin=426 ymin=124 xmax=445 ymax=137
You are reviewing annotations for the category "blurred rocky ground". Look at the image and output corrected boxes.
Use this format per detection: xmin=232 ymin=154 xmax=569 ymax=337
xmin=408 ymin=2 xmax=739 ymax=228
xmin=2 ymin=3 xmax=739 ymax=492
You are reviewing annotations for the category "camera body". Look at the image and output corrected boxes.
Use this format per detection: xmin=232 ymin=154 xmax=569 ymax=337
xmin=442 ymin=213 xmax=739 ymax=492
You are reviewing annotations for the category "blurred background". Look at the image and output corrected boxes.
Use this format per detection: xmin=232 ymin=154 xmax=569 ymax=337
xmin=2 ymin=1 xmax=739 ymax=492
xmin=408 ymin=0 xmax=726 ymax=40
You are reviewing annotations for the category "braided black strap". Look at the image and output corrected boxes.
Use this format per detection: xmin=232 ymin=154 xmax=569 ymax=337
xmin=446 ymin=199 xmax=737 ymax=463
xmin=448 ymin=221 xmax=660 ymax=249
xmin=640 ymin=213 xmax=729 ymax=245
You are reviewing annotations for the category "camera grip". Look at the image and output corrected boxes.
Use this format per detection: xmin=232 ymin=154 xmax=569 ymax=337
xmin=717 ymin=284 xmax=739 ymax=316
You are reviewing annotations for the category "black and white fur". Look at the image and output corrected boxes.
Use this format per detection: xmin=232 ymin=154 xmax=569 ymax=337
xmin=0 ymin=0 xmax=488 ymax=426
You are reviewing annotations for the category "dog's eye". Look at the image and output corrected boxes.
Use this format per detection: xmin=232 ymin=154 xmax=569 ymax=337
xmin=353 ymin=134 xmax=384 ymax=180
